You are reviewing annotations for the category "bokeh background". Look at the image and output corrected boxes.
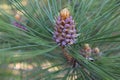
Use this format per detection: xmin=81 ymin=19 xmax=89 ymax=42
xmin=0 ymin=0 xmax=120 ymax=80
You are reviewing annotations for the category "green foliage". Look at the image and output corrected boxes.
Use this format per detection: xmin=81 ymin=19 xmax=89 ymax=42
xmin=0 ymin=0 xmax=120 ymax=80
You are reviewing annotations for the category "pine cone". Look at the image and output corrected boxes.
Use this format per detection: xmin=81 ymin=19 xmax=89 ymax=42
xmin=13 ymin=21 xmax=27 ymax=30
xmin=53 ymin=8 xmax=77 ymax=47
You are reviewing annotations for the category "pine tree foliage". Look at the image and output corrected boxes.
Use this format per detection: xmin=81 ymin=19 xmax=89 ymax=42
xmin=0 ymin=0 xmax=120 ymax=80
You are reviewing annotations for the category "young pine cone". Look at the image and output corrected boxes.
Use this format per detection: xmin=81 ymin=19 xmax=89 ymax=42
xmin=13 ymin=21 xmax=27 ymax=30
xmin=53 ymin=8 xmax=77 ymax=47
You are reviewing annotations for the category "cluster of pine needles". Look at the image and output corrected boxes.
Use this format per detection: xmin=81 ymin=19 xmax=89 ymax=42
xmin=0 ymin=0 xmax=120 ymax=80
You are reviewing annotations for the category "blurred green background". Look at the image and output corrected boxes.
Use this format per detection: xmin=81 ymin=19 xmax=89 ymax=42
xmin=0 ymin=0 xmax=120 ymax=80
